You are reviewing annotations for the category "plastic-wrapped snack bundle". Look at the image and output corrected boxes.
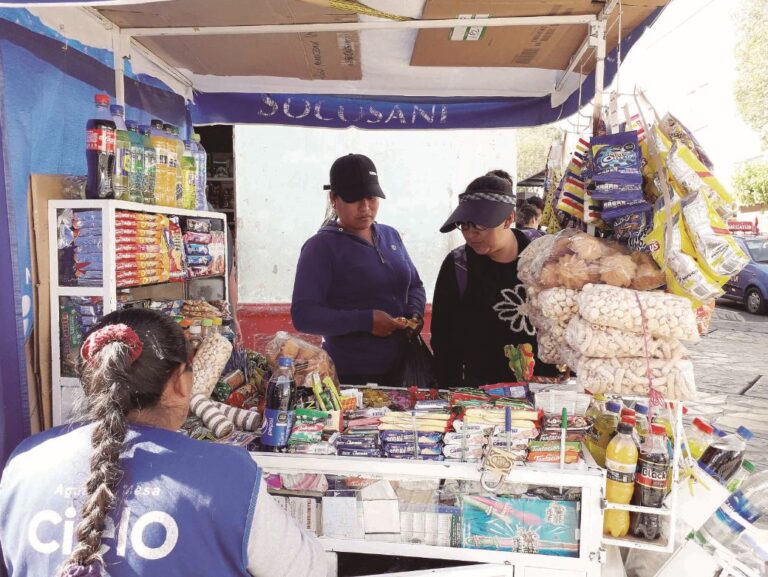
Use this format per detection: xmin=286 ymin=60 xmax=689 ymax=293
xmin=538 ymin=287 xmax=580 ymax=322
xmin=576 ymin=284 xmax=699 ymax=341
xmin=577 ymin=356 xmax=696 ymax=400
xmin=566 ymin=316 xmax=688 ymax=359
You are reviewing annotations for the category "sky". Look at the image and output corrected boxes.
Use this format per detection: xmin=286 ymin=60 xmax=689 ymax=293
xmin=560 ymin=0 xmax=764 ymax=187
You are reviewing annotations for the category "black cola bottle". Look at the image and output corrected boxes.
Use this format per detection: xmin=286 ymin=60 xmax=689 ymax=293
xmin=260 ymin=357 xmax=296 ymax=453
xmin=85 ymin=93 xmax=116 ymax=199
xmin=630 ymin=423 xmax=669 ymax=540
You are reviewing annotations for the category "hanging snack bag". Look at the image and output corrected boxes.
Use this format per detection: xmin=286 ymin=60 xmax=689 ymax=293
xmin=666 ymin=141 xmax=739 ymax=221
xmin=590 ymin=131 xmax=643 ymax=184
xmin=644 ymin=198 xmax=724 ymax=305
xmin=556 ymin=172 xmax=585 ymax=220
xmin=659 ymin=112 xmax=714 ymax=170
xmin=208 ymin=231 xmax=226 ymax=276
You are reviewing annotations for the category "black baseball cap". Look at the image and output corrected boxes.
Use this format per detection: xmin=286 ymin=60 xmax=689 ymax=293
xmin=439 ymin=175 xmax=516 ymax=233
xmin=324 ymin=154 xmax=386 ymax=203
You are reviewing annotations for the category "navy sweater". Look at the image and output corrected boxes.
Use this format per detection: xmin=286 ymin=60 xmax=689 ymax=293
xmin=291 ymin=223 xmax=426 ymax=378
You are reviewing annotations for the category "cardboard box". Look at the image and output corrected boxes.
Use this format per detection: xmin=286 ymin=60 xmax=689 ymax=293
xmin=29 ymin=174 xmax=71 ymax=431
xmin=362 ymin=500 xmax=401 ymax=535
xmin=285 ymin=496 xmax=320 ymax=533
xmin=411 ymin=0 xmax=668 ymax=72
xmin=100 ymin=0 xmax=362 ymax=81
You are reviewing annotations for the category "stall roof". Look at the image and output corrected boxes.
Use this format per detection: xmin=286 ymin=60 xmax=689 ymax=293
xmin=85 ymin=0 xmax=671 ymax=126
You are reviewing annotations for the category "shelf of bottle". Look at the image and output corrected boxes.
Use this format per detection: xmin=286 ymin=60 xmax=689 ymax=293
xmin=602 ymin=535 xmax=673 ymax=554
xmin=603 ymin=502 xmax=672 ymax=516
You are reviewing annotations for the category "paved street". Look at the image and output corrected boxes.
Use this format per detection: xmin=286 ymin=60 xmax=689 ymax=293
xmin=687 ymin=300 xmax=768 ymax=470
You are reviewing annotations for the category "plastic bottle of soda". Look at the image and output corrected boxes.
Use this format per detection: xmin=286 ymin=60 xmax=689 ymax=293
xmin=630 ymin=423 xmax=669 ymax=540
xmin=191 ymin=133 xmax=208 ymax=211
xmin=139 ymin=125 xmax=156 ymax=205
xmin=698 ymin=426 xmax=753 ymax=484
xmin=149 ymin=120 xmax=170 ymax=205
xmin=687 ymin=417 xmax=714 ymax=460
xmin=604 ymin=416 xmax=639 ymax=537
xmin=261 ymin=357 xmax=296 ymax=453
xmin=589 ymin=400 xmax=622 ymax=468
xmin=700 ymin=470 xmax=768 ymax=547
xmin=164 ymin=124 xmax=183 ymax=206
xmin=125 ymin=120 xmax=144 ymax=203
xmin=110 ymin=105 xmax=131 ymax=201
xmin=181 ymin=140 xmax=197 ymax=210
xmin=85 ymin=94 xmax=116 ymax=199
xmin=633 ymin=403 xmax=650 ymax=445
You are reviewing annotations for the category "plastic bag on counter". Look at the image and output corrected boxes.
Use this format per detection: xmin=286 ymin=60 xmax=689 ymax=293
xmin=566 ymin=316 xmax=688 ymax=359
xmin=265 ymin=331 xmax=339 ymax=387
xmin=518 ymin=229 xmax=664 ymax=292
xmin=576 ymin=283 xmax=699 ymax=341
xmin=577 ymin=356 xmax=696 ymax=400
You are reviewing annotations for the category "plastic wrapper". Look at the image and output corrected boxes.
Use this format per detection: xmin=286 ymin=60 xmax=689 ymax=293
xmin=645 ymin=198 xmax=724 ymax=304
xmin=461 ymin=495 xmax=580 ymax=556
xmin=183 ymin=231 xmax=212 ymax=244
xmin=167 ymin=216 xmax=186 ymax=282
xmin=565 ymin=316 xmax=688 ymax=359
xmin=208 ymin=231 xmax=226 ymax=276
xmin=186 ymin=243 xmax=210 ymax=256
xmin=576 ymin=356 xmax=696 ymax=400
xmin=335 ymin=434 xmax=380 ymax=449
xmin=518 ymin=229 xmax=664 ymax=292
xmin=538 ymin=288 xmax=579 ymax=322
xmin=695 ymin=299 xmax=717 ymax=335
xmin=601 ymin=198 xmax=651 ymax=222
xmin=659 ymin=112 xmax=714 ymax=171
xmin=591 ymin=131 xmax=643 ymax=184
xmin=265 ymin=331 xmax=339 ymax=387
xmin=382 ymin=442 xmax=443 ymax=457
xmin=289 ymin=442 xmax=336 ymax=455
xmin=280 ymin=473 xmax=328 ymax=493
xmin=576 ymin=283 xmax=699 ymax=341
xmin=192 ymin=333 xmax=234 ymax=397
xmin=337 ymin=447 xmax=383 ymax=458
xmin=443 ymin=445 xmax=484 ymax=460
xmin=379 ymin=430 xmax=443 ymax=444
xmin=186 ymin=218 xmax=211 ymax=233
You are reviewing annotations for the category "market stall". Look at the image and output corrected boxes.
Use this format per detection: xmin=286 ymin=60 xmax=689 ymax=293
xmin=4 ymin=2 xmax=766 ymax=577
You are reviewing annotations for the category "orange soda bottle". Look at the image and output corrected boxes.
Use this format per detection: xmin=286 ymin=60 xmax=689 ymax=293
xmin=604 ymin=416 xmax=639 ymax=537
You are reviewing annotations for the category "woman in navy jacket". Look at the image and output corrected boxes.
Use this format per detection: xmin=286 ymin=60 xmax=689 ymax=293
xmin=291 ymin=154 xmax=426 ymax=386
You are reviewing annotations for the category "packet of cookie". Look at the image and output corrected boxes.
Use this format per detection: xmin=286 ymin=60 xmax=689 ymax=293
xmin=590 ymin=131 xmax=643 ymax=184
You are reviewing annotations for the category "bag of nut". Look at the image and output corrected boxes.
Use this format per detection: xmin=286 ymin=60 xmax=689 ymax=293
xmin=265 ymin=331 xmax=339 ymax=387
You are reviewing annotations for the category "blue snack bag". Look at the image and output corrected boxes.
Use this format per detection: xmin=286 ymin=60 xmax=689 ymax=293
xmin=590 ymin=131 xmax=643 ymax=184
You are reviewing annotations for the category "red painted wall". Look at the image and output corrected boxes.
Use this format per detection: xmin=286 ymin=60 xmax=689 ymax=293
xmin=239 ymin=304 xmax=433 ymax=353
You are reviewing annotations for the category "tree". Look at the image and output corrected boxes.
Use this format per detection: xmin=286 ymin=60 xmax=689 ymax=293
xmin=516 ymin=125 xmax=563 ymax=184
xmin=734 ymin=0 xmax=768 ymax=148
xmin=732 ymin=161 xmax=768 ymax=207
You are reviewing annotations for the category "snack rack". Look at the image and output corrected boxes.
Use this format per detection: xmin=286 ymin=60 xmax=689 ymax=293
xmin=254 ymin=452 xmax=607 ymax=577
xmin=48 ymin=199 xmax=228 ymax=425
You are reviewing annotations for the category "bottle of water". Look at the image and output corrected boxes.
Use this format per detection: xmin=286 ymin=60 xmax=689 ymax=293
xmin=699 ymin=470 xmax=768 ymax=548
xmin=110 ymin=105 xmax=130 ymax=201
xmin=260 ymin=358 xmax=296 ymax=453
xmin=125 ymin=120 xmax=144 ymax=203
xmin=139 ymin=125 xmax=156 ymax=205
xmin=191 ymin=133 xmax=208 ymax=210
xmin=181 ymin=140 xmax=197 ymax=210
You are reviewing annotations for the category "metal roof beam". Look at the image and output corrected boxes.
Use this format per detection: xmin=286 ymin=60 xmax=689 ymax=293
xmin=121 ymin=14 xmax=596 ymax=37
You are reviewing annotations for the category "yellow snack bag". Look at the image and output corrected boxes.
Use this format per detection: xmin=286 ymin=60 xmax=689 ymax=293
xmin=644 ymin=198 xmax=723 ymax=306
xmin=641 ymin=127 xmax=673 ymax=201
xmin=666 ymin=142 xmax=739 ymax=220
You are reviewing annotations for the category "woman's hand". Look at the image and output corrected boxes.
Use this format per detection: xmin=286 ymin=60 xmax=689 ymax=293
xmin=372 ymin=310 xmax=406 ymax=337
xmin=406 ymin=314 xmax=424 ymax=338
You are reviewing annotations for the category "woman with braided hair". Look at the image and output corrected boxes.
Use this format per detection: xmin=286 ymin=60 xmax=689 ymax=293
xmin=0 ymin=308 xmax=325 ymax=577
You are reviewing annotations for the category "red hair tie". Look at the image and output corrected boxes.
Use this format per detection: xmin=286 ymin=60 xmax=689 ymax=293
xmin=81 ymin=324 xmax=144 ymax=365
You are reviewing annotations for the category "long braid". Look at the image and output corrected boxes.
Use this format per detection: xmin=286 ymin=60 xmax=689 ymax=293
xmin=62 ymin=342 xmax=132 ymax=575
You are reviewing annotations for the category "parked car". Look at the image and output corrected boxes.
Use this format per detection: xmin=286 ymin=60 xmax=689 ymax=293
xmin=722 ymin=236 xmax=768 ymax=314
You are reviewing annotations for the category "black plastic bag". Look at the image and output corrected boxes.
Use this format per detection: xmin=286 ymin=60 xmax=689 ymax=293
xmin=393 ymin=335 xmax=436 ymax=389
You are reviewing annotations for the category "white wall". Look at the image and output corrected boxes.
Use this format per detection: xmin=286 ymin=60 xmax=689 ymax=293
xmin=235 ymin=125 xmax=516 ymax=303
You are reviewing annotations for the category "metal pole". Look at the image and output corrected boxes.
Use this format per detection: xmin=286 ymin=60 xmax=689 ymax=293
xmin=121 ymin=14 xmax=596 ymax=37
xmin=113 ymin=28 xmax=126 ymax=107
xmin=591 ymin=20 xmax=607 ymax=135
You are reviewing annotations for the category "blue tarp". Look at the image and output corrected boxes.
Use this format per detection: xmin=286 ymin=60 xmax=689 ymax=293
xmin=0 ymin=4 xmax=662 ymax=466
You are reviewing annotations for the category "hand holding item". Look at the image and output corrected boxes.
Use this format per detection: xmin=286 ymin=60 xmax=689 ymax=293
xmin=400 ymin=314 xmax=424 ymax=337
xmin=372 ymin=310 xmax=406 ymax=337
